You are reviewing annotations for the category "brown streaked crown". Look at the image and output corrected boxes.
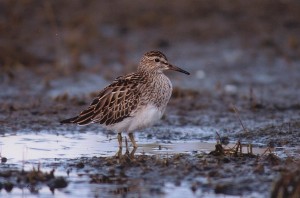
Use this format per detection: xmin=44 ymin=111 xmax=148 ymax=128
xmin=139 ymin=50 xmax=168 ymax=72
xmin=144 ymin=51 xmax=168 ymax=61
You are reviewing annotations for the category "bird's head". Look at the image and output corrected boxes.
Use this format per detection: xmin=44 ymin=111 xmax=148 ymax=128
xmin=139 ymin=51 xmax=190 ymax=75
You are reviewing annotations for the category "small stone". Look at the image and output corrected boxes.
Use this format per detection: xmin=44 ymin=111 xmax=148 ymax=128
xmin=1 ymin=157 xmax=7 ymax=163
xmin=223 ymin=157 xmax=230 ymax=163
xmin=76 ymin=162 xmax=85 ymax=169
xmin=4 ymin=182 xmax=13 ymax=192
xmin=48 ymin=177 xmax=68 ymax=190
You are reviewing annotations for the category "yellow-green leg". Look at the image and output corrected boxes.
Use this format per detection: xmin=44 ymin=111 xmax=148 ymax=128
xmin=125 ymin=136 xmax=137 ymax=160
xmin=115 ymin=133 xmax=123 ymax=158
xmin=128 ymin=133 xmax=137 ymax=148
xmin=117 ymin=132 xmax=122 ymax=148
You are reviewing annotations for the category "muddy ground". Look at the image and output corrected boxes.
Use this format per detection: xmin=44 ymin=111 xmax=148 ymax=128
xmin=1 ymin=1 xmax=300 ymax=197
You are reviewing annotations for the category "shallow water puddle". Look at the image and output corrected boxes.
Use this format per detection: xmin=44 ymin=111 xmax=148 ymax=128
xmin=1 ymin=131 xmax=298 ymax=170
xmin=0 ymin=131 xmax=298 ymax=198
xmin=0 ymin=131 xmax=270 ymax=164
xmin=0 ymin=131 xmax=117 ymax=162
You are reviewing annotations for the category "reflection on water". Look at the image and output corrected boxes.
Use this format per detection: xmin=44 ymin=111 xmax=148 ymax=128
xmin=1 ymin=130 xmax=298 ymax=165
xmin=0 ymin=131 xmax=271 ymax=164
xmin=0 ymin=131 xmax=298 ymax=198
xmin=0 ymin=131 xmax=117 ymax=163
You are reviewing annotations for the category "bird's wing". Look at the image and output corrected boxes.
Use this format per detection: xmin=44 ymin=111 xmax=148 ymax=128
xmin=68 ymin=73 xmax=146 ymax=126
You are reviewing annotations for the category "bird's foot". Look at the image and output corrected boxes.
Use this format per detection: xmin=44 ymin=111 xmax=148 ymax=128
xmin=122 ymin=137 xmax=136 ymax=161
xmin=115 ymin=133 xmax=138 ymax=161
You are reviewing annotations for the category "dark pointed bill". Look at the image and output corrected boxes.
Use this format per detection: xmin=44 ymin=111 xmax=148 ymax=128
xmin=167 ymin=63 xmax=190 ymax=75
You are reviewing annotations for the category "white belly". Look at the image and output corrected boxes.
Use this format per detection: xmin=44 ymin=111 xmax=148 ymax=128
xmin=107 ymin=104 xmax=163 ymax=133
xmin=128 ymin=104 xmax=163 ymax=132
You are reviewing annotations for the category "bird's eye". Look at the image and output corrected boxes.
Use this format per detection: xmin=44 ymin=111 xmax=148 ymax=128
xmin=155 ymin=58 xmax=159 ymax=62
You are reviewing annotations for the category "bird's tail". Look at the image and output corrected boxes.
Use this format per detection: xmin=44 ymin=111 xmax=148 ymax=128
xmin=60 ymin=116 xmax=79 ymax=124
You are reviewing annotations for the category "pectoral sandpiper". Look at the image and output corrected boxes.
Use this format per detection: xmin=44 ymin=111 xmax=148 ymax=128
xmin=60 ymin=50 xmax=190 ymax=151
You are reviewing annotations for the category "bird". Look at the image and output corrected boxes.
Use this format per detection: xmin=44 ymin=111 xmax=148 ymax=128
xmin=60 ymin=50 xmax=190 ymax=151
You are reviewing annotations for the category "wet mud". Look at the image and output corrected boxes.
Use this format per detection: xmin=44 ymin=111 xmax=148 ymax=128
xmin=1 ymin=0 xmax=300 ymax=197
